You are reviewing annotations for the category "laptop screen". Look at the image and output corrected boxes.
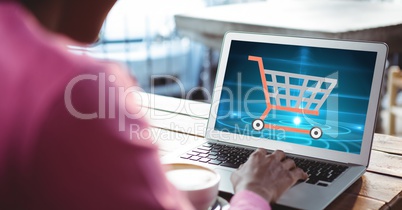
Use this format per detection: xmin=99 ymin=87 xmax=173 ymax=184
xmin=214 ymin=40 xmax=378 ymax=155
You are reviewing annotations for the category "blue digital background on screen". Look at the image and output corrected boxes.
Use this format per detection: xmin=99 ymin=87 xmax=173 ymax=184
xmin=214 ymin=40 xmax=377 ymax=154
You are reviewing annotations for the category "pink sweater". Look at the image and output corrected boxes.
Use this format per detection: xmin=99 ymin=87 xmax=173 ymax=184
xmin=0 ymin=3 xmax=270 ymax=210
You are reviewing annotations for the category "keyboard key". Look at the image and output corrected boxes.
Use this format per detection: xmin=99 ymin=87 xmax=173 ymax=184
xmin=211 ymin=148 xmax=220 ymax=152
xmin=317 ymin=182 xmax=329 ymax=187
xmin=306 ymin=178 xmax=319 ymax=184
xmin=197 ymin=146 xmax=212 ymax=151
xmin=187 ymin=151 xmax=199 ymax=156
xmin=220 ymin=150 xmax=230 ymax=155
xmin=208 ymin=160 xmax=222 ymax=165
xmin=209 ymin=151 xmax=218 ymax=155
xmin=208 ymin=155 xmax=218 ymax=159
xmin=212 ymin=144 xmax=222 ymax=149
xmin=193 ymin=149 xmax=208 ymax=154
xmin=180 ymin=154 xmax=191 ymax=159
xmin=199 ymin=158 xmax=211 ymax=163
xmin=203 ymin=143 xmax=214 ymax=147
xmin=190 ymin=156 xmax=201 ymax=161
xmin=217 ymin=157 xmax=227 ymax=161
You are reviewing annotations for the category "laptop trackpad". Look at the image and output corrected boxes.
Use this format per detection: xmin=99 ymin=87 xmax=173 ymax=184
xmin=214 ymin=168 xmax=235 ymax=194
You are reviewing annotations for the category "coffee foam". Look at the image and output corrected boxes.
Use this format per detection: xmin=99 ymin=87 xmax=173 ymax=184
xmin=166 ymin=168 xmax=218 ymax=191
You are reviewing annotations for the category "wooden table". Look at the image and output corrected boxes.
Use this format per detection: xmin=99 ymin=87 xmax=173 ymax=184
xmin=135 ymin=92 xmax=402 ymax=210
xmin=175 ymin=0 xmax=402 ymax=54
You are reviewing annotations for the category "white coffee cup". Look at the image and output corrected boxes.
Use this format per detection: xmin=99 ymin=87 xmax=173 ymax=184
xmin=164 ymin=163 xmax=220 ymax=210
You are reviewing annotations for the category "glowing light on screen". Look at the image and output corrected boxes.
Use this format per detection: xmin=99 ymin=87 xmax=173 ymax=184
xmin=293 ymin=116 xmax=301 ymax=125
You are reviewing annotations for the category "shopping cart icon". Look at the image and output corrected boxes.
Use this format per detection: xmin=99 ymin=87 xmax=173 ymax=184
xmin=249 ymin=56 xmax=337 ymax=139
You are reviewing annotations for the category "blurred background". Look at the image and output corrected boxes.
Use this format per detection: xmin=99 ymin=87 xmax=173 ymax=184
xmin=71 ymin=0 xmax=402 ymax=135
xmin=72 ymin=0 xmax=268 ymax=100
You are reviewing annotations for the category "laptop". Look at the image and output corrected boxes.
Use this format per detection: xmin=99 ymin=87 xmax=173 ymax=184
xmin=162 ymin=31 xmax=388 ymax=209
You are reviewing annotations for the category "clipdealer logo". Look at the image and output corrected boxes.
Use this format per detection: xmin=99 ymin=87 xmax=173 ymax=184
xmin=63 ymin=72 xmax=211 ymax=142
xmin=64 ymin=72 xmax=147 ymax=132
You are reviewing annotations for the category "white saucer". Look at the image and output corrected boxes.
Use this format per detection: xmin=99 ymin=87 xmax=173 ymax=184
xmin=210 ymin=196 xmax=230 ymax=210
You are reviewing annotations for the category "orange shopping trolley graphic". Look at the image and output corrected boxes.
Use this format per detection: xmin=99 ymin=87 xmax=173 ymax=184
xmin=249 ymin=55 xmax=337 ymax=139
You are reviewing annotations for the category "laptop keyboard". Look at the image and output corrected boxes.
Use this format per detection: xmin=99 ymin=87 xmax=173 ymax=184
xmin=180 ymin=142 xmax=349 ymax=187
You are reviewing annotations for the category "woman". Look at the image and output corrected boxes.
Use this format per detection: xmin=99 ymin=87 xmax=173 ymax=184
xmin=0 ymin=0 xmax=307 ymax=209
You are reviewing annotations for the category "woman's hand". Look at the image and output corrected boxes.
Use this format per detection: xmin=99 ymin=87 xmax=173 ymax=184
xmin=231 ymin=148 xmax=308 ymax=203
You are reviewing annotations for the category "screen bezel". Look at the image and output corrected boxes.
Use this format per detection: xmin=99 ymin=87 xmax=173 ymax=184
xmin=205 ymin=31 xmax=388 ymax=167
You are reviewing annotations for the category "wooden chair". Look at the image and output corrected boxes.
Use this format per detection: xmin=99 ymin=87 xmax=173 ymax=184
xmin=387 ymin=66 xmax=402 ymax=135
